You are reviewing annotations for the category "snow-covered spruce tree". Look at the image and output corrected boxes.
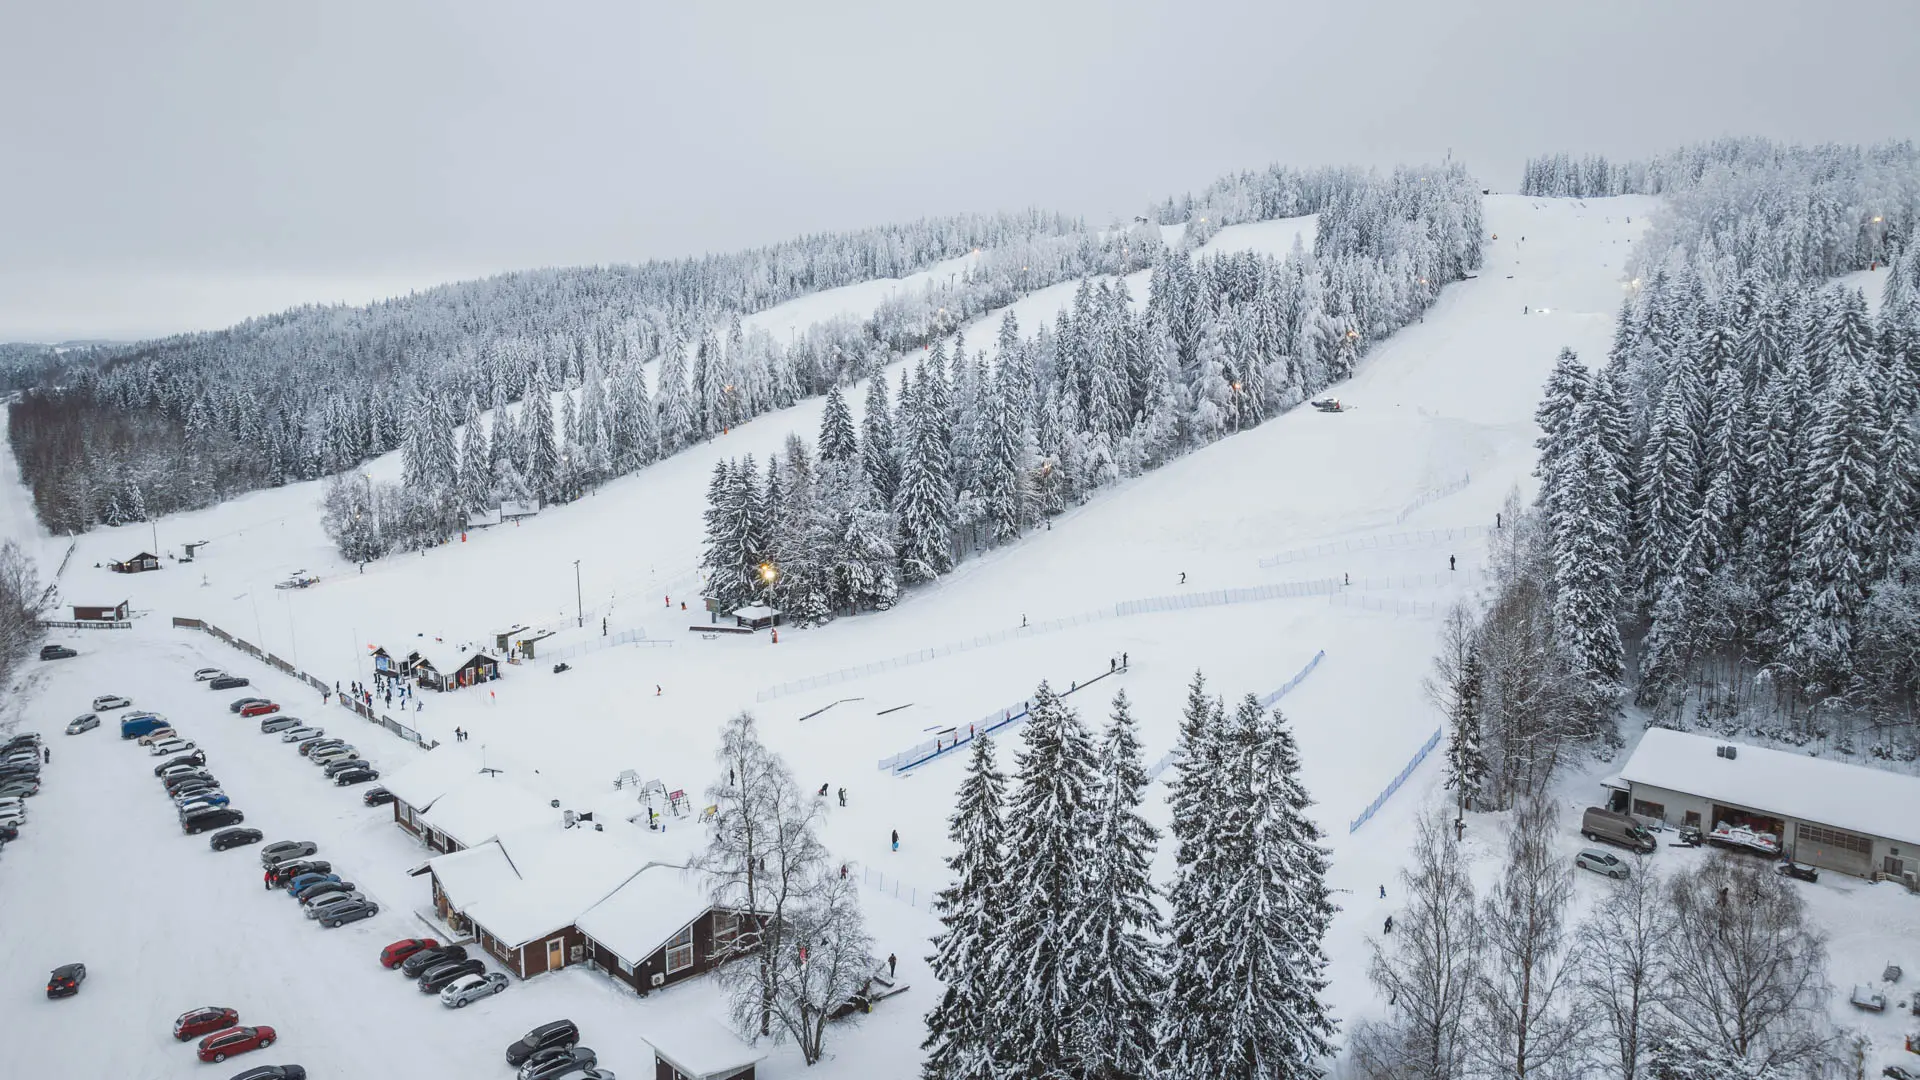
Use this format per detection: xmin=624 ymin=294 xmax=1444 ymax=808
xmin=455 ymin=394 xmax=493 ymax=514
xmin=861 ymin=372 xmax=901 ymax=507
xmin=1532 ymin=347 xmax=1591 ymax=521
xmin=1351 ymin=811 xmax=1479 ymax=1080
xmin=766 ymin=441 xmax=831 ymax=625
xmin=980 ymin=360 xmax=1029 ymax=545
xmin=895 ymin=358 xmax=956 ymax=584
xmin=1551 ymin=401 xmax=1626 ymax=721
xmin=1428 ymin=604 xmax=1489 ymax=817
xmin=1785 ymin=358 xmax=1880 ymax=690
xmin=487 ymin=380 xmax=519 ymax=472
xmin=817 ymin=384 xmax=858 ymax=464
xmin=1630 ymin=373 xmax=1699 ymax=608
xmin=523 ymin=361 xmax=560 ymax=503
xmin=656 ymin=339 xmax=696 ymax=455
xmin=923 ymin=735 xmax=1010 ymax=1080
xmin=993 ymin=681 xmax=1099 ymax=1077
xmin=1071 ymin=692 xmax=1165 ymax=1080
xmin=700 ymin=457 xmax=767 ymax=613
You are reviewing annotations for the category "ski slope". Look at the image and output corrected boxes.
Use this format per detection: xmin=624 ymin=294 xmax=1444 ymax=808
xmin=4 ymin=194 xmax=1753 ymax=1078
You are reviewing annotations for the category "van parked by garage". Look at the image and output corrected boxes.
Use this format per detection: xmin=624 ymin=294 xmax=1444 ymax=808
xmin=120 ymin=714 xmax=172 ymax=740
xmin=1581 ymin=807 xmax=1657 ymax=854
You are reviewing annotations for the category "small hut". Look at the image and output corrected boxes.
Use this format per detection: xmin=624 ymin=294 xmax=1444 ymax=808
xmin=109 ymin=552 xmax=161 ymax=573
xmin=731 ymin=605 xmax=781 ymax=631
xmin=642 ymin=1020 xmax=766 ymax=1080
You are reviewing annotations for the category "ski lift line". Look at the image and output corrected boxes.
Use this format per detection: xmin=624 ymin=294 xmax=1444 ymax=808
xmin=1255 ymin=523 xmax=1493 ymax=568
xmin=793 ymin=697 xmax=864 ymax=723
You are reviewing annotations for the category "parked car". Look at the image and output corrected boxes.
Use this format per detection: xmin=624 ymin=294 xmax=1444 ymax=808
xmin=0 ymin=823 xmax=19 ymax=842
xmin=1575 ymin=848 xmax=1631 ymax=879
xmin=276 ymin=726 xmax=321 ymax=744
xmin=92 ymin=694 xmax=131 ymax=711
xmin=156 ymin=758 xmax=202 ymax=778
xmin=229 ymin=1068 xmax=307 ymax=1080
xmin=182 ymin=807 xmax=245 ymax=834
xmin=304 ymin=891 xmax=367 ymax=919
xmin=297 ymin=737 xmax=343 ymax=757
xmin=210 ymin=676 xmax=251 ymax=691
xmin=193 ymin=667 xmax=226 ymax=681
xmin=149 ymin=739 xmax=197 ymax=757
xmin=0 ymin=807 xmax=28 ymax=829
xmin=311 ymin=746 xmax=359 ymax=767
xmin=46 ymin=963 xmax=86 ymax=998
xmin=211 ymin=827 xmax=264 ymax=851
xmin=240 ymin=702 xmax=281 ymax=719
xmin=39 ymin=645 xmax=77 ymax=660
xmin=173 ymin=1005 xmax=240 ymax=1040
xmin=362 ymin=786 xmax=394 ymax=807
xmin=0 ymin=779 xmax=41 ymax=798
xmin=1580 ymin=807 xmax=1658 ymax=854
xmin=380 ymin=938 xmax=440 ymax=969
xmin=137 ymin=728 xmax=180 ymax=746
xmin=401 ymin=945 xmax=469 ymax=979
xmin=517 ymin=1045 xmax=598 ymax=1080
xmin=418 ymin=958 xmax=486 ymax=993
xmin=172 ymin=787 xmax=223 ymax=807
xmin=286 ymin=871 xmax=342 ymax=894
xmin=227 ymin=696 xmax=268 ymax=713
xmin=259 ymin=841 xmax=317 ymax=866
xmin=164 ymin=770 xmax=217 ymax=793
xmin=120 ymin=714 xmax=172 ymax=740
xmin=259 ymin=717 xmax=302 ymax=734
xmin=322 ymin=757 xmax=367 ymax=778
xmin=333 ymin=768 xmax=380 ymax=787
xmin=505 ymin=1020 xmax=581 ymax=1067
xmin=440 ymin=971 xmax=511 ymax=1008
xmin=294 ymin=879 xmax=355 ymax=903
xmin=268 ymin=859 xmax=332 ymax=886
xmin=317 ymin=897 xmax=379 ymax=928
xmin=197 ymin=1025 xmax=276 ymax=1063
xmin=177 ymin=793 xmax=233 ymax=814
xmin=65 ymin=714 xmax=99 ymax=735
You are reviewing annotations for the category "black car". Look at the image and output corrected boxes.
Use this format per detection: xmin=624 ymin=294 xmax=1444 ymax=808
xmin=417 ymin=958 xmax=485 ymax=993
xmin=505 ymin=1020 xmax=581 ymax=1067
xmin=297 ymin=737 xmax=342 ymax=757
xmin=333 ymin=768 xmax=379 ymax=787
xmin=228 ymin=696 xmax=268 ymax=713
xmin=518 ymin=1046 xmax=598 ymax=1080
xmin=211 ymin=827 xmax=265 ymax=851
xmin=230 ymin=1067 xmax=308 ymax=1080
xmin=0 ymin=824 xmax=18 ymax=842
xmin=165 ymin=772 xmax=218 ymax=795
xmin=211 ymin=676 xmax=252 ymax=691
xmin=46 ymin=963 xmax=86 ymax=998
xmin=294 ymin=878 xmax=355 ymax=903
xmin=259 ymin=840 xmax=317 ymax=867
xmin=318 ymin=897 xmax=379 ymax=928
xmin=39 ymin=645 xmax=77 ymax=660
xmin=182 ymin=807 xmax=245 ymax=834
xmin=155 ymin=751 xmax=208 ymax=775
xmin=400 ymin=944 xmax=468 ymax=979
xmin=362 ymin=786 xmax=394 ymax=807
xmin=321 ymin=758 xmax=369 ymax=779
xmin=269 ymin=859 xmax=332 ymax=887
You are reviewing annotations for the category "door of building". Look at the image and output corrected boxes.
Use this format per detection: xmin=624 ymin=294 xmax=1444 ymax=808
xmin=546 ymin=937 xmax=565 ymax=972
xmin=1794 ymin=821 xmax=1873 ymax=877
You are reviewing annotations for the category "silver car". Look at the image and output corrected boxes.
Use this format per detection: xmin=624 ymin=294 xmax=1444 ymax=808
xmin=310 ymin=746 xmax=357 ymax=766
xmin=280 ymin=726 xmax=324 ymax=743
xmin=65 ymin=714 xmax=99 ymax=735
xmin=304 ymin=891 xmax=367 ymax=919
xmin=439 ymin=971 xmax=510 ymax=1008
xmin=1575 ymin=848 xmax=1630 ymax=879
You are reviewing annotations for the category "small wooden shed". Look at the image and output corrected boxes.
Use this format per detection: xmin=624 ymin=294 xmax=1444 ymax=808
xmin=110 ymin=552 xmax=161 ymax=573
xmin=731 ymin=605 xmax=781 ymax=631
xmin=72 ymin=600 xmax=130 ymax=621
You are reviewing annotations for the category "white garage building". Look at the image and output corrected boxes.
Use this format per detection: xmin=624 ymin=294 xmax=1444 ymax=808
xmin=1609 ymin=727 xmax=1920 ymax=884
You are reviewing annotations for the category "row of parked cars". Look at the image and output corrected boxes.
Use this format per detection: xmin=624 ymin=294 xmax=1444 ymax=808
xmin=134 ymin=702 xmax=252 ymax=836
xmin=1 ymin=731 xmax=45 ymax=841
xmin=379 ymin=937 xmax=514 ymax=1007
xmin=264 ymin=840 xmax=382 ymax=928
xmin=255 ymin=710 xmax=382 ymax=788
xmin=503 ymin=1019 xmax=610 ymax=1080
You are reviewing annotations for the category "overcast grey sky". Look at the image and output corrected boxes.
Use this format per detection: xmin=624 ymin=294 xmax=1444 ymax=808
xmin=3 ymin=0 xmax=1917 ymax=341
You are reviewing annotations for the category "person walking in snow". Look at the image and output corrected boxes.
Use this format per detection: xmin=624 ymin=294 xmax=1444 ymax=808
xmin=1379 ymin=884 xmax=1386 ymax=899
xmin=1449 ymin=555 xmax=1456 ymax=572
xmin=1384 ymin=915 xmax=1393 ymax=934
xmin=888 ymin=953 xmax=897 ymax=978
xmin=837 ymin=787 xmax=847 ymax=807
xmin=42 ymin=746 xmax=50 ymax=763
xmin=891 ymin=829 xmax=899 ymax=852
xmin=1179 ymin=571 xmax=1187 ymax=584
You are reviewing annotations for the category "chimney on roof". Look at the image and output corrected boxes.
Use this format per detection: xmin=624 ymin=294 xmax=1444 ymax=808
xmin=1715 ymin=745 xmax=1738 ymax=760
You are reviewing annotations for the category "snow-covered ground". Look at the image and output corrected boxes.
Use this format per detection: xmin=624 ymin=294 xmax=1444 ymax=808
xmin=12 ymin=193 xmax=1909 ymax=1077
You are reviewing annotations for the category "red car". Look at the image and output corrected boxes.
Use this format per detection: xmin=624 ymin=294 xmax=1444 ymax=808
xmin=239 ymin=702 xmax=280 ymax=718
xmin=198 ymin=1025 xmax=276 ymax=1063
xmin=173 ymin=1006 xmax=239 ymax=1041
xmin=380 ymin=937 xmax=440 ymax=969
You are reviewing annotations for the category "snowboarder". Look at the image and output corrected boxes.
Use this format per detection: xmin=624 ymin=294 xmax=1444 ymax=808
xmin=1524 ymin=305 xmax=1529 ymax=315
xmin=818 ymin=782 xmax=830 ymax=797
xmin=1384 ymin=915 xmax=1393 ymax=934
xmin=664 ymin=595 xmax=670 ymax=607
xmin=729 ymin=768 xmax=735 ymax=786
xmin=1121 ymin=652 xmax=1128 ymax=668
xmin=838 ymin=787 xmax=847 ymax=807
xmin=840 ymin=864 xmax=847 ymax=878
xmin=888 ymin=953 xmax=897 ymax=978
xmin=655 ymin=685 xmax=662 ymax=696
xmin=1179 ymin=571 xmax=1187 ymax=584
xmin=1344 ymin=572 xmax=1350 ymax=586
xmin=1021 ymin=614 xmax=1028 ymax=627
xmin=1496 ymin=511 xmax=1502 ymax=530
xmin=415 ymin=700 xmax=422 ymax=713
xmin=1449 ymin=555 xmax=1456 ymax=572
xmin=1110 ymin=657 xmax=1117 ymax=673
xmin=1379 ymin=884 xmax=1386 ymax=899
xmin=891 ymin=829 xmax=899 ymax=852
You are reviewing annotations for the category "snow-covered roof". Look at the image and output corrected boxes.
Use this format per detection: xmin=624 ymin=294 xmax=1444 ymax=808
xmin=1618 ymin=728 xmax=1920 ymax=842
xmin=382 ymin=745 xmax=486 ymax=811
xmin=574 ymin=863 xmax=714 ymax=965
xmin=448 ymin=826 xmax=654 ymax=949
xmin=733 ymin=604 xmax=778 ymax=619
xmin=427 ymin=841 xmax=522 ymax=911
xmin=411 ymin=640 xmax=493 ymax=674
xmin=643 ymin=1019 xmax=767 ymax=1078
xmin=419 ymin=777 xmax=559 ymax=849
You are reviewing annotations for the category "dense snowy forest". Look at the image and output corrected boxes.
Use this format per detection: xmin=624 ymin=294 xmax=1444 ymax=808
xmin=5 ymin=160 xmax=1429 ymax=540
xmin=698 ymin=166 xmax=1483 ymax=619
xmin=1427 ymin=141 xmax=1920 ymax=835
xmin=922 ymin=673 xmax=1336 ymax=1080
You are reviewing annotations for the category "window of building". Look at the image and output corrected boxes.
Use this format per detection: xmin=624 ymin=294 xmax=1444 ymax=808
xmin=713 ymin=912 xmax=741 ymax=953
xmin=1631 ymin=798 xmax=1665 ymax=820
xmin=618 ymin=955 xmax=633 ymax=976
xmin=665 ymin=925 xmax=695 ymax=974
xmin=1798 ymin=822 xmax=1871 ymax=855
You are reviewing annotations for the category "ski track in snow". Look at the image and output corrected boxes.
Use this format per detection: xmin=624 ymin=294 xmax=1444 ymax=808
xmin=12 ymin=194 xmax=1914 ymax=1076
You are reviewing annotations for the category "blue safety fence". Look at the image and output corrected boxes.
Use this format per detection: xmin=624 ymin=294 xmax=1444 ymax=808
xmin=879 ymin=663 xmax=1126 ymax=774
xmin=1349 ymin=726 xmax=1443 ymax=833
xmin=1145 ymin=650 xmax=1326 ymax=782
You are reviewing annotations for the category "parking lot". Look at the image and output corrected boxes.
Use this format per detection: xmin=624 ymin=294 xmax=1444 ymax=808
xmin=0 ymin=632 xmax=670 ymax=1077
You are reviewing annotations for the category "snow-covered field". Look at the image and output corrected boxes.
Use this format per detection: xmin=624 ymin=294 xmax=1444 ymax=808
xmin=9 ymin=194 xmax=1910 ymax=1077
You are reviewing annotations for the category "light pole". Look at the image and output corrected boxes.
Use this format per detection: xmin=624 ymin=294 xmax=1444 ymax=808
xmin=574 ymin=560 xmax=583 ymax=628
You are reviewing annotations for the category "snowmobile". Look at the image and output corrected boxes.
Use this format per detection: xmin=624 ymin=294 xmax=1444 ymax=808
xmin=1310 ymin=397 xmax=1346 ymax=413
